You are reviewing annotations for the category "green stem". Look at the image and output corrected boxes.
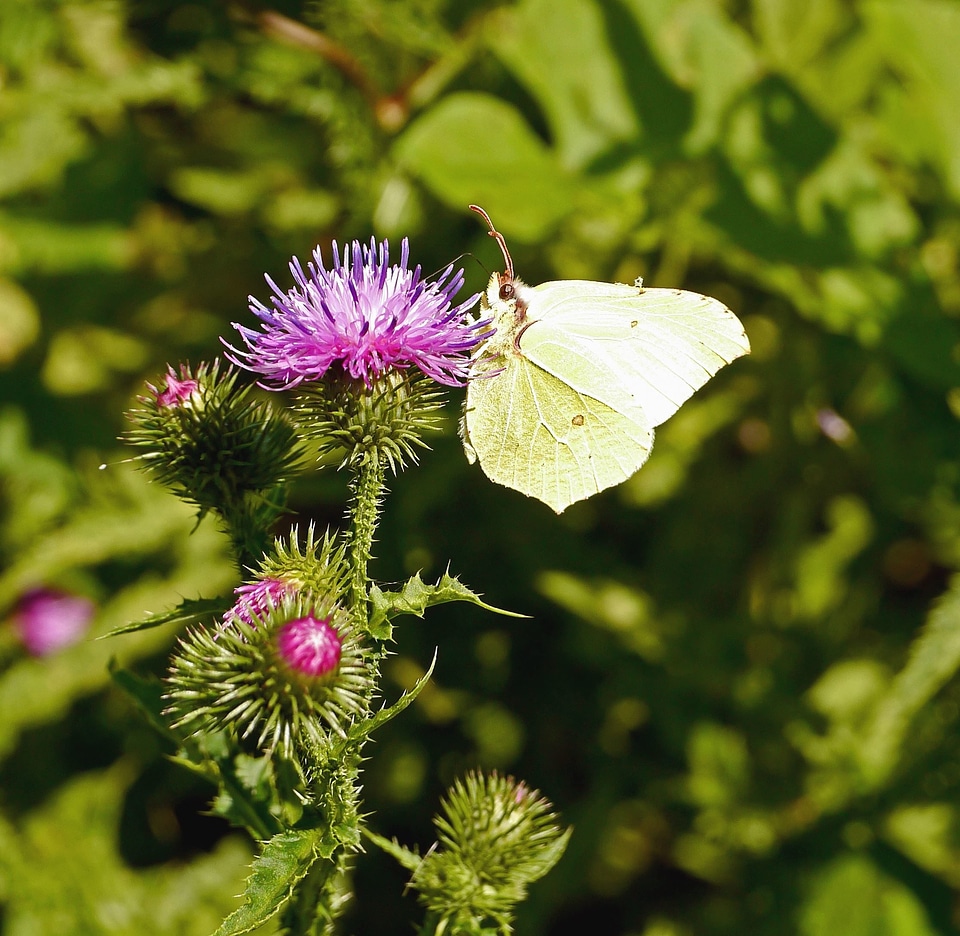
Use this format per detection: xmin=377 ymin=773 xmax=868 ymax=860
xmin=280 ymin=854 xmax=343 ymax=936
xmin=346 ymin=455 xmax=386 ymax=632
xmin=416 ymin=910 xmax=443 ymax=936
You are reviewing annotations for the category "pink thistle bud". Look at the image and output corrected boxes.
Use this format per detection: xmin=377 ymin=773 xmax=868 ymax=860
xmin=276 ymin=614 xmax=342 ymax=678
xmin=150 ymin=365 xmax=200 ymax=408
xmin=13 ymin=588 xmax=95 ymax=656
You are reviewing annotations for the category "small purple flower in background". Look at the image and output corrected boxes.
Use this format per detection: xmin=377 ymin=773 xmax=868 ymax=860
xmin=276 ymin=614 xmax=342 ymax=679
xmin=224 ymin=238 xmax=484 ymax=389
xmin=148 ymin=365 xmax=200 ymax=408
xmin=13 ymin=589 xmax=95 ymax=656
xmin=222 ymin=577 xmax=293 ymax=628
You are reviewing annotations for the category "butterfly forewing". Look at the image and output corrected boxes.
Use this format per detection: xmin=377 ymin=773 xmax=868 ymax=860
xmin=520 ymin=281 xmax=750 ymax=427
xmin=465 ymin=354 xmax=654 ymax=513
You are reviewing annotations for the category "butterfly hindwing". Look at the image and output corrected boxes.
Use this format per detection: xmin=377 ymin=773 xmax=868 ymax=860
xmin=464 ymin=352 xmax=654 ymax=514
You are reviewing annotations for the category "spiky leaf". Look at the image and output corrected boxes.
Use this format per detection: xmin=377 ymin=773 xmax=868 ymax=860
xmin=102 ymin=596 xmax=227 ymax=637
xmin=212 ymin=830 xmax=324 ymax=936
xmin=368 ymin=571 xmax=525 ymax=640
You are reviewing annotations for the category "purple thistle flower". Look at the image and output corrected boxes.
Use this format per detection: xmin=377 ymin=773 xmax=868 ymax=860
xmin=224 ymin=238 xmax=484 ymax=388
xmin=222 ymin=577 xmax=293 ymax=628
xmin=148 ymin=365 xmax=200 ymax=408
xmin=276 ymin=614 xmax=343 ymax=679
xmin=13 ymin=588 xmax=94 ymax=656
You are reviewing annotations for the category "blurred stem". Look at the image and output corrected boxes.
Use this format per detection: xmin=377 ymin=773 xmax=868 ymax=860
xmin=346 ymin=456 xmax=385 ymax=632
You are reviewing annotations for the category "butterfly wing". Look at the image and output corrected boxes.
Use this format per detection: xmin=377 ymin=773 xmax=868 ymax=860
xmin=464 ymin=352 xmax=654 ymax=513
xmin=520 ymin=281 xmax=750 ymax=428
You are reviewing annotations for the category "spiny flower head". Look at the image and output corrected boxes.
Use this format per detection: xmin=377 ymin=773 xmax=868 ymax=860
xmin=165 ymin=592 xmax=372 ymax=763
xmin=220 ymin=526 xmax=350 ymax=631
xmin=409 ymin=772 xmax=571 ymax=935
xmin=125 ymin=360 xmax=305 ymax=513
xmin=224 ymin=238 xmax=484 ymax=389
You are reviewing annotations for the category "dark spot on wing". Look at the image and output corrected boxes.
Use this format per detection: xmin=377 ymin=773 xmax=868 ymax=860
xmin=571 ymin=414 xmax=585 ymax=426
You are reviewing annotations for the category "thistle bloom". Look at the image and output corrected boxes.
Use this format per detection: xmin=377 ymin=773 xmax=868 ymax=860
xmin=224 ymin=238 xmax=484 ymax=388
xmin=13 ymin=588 xmax=94 ymax=656
xmin=277 ymin=614 xmax=343 ymax=679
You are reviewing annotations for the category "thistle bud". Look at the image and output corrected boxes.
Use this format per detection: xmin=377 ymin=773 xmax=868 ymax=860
xmin=12 ymin=588 xmax=95 ymax=656
xmin=165 ymin=593 xmax=372 ymax=764
xmin=295 ymin=370 xmax=446 ymax=473
xmin=409 ymin=772 xmax=571 ymax=934
xmin=125 ymin=360 xmax=305 ymax=514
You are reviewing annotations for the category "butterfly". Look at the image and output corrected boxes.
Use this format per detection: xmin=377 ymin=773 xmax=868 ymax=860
xmin=462 ymin=205 xmax=751 ymax=513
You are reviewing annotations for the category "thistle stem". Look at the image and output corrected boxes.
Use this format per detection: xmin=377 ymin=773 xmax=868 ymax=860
xmin=346 ymin=455 xmax=386 ymax=632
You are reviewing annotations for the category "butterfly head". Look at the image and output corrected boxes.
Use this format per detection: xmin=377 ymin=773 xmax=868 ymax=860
xmin=470 ymin=205 xmax=529 ymax=323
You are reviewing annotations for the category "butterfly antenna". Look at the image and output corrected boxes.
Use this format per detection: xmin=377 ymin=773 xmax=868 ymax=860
xmin=469 ymin=204 xmax=514 ymax=280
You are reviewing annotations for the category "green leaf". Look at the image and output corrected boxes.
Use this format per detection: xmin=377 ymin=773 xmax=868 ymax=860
xmin=752 ymin=0 xmax=848 ymax=75
xmin=620 ymin=0 xmax=757 ymax=153
xmin=212 ymin=830 xmax=323 ymax=936
xmin=368 ymin=570 xmax=525 ymax=640
xmin=799 ymin=854 xmax=938 ymax=936
xmin=393 ymin=92 xmax=575 ymax=241
xmin=862 ymin=0 xmax=960 ymax=198
xmin=1 ymin=767 xmax=254 ymax=936
xmin=101 ymin=596 xmax=228 ymax=638
xmin=489 ymin=0 xmax=638 ymax=170
xmin=109 ymin=662 xmax=176 ymax=741
xmin=859 ymin=575 xmax=960 ymax=785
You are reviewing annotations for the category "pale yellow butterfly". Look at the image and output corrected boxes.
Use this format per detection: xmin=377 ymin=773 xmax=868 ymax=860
xmin=462 ymin=206 xmax=750 ymax=513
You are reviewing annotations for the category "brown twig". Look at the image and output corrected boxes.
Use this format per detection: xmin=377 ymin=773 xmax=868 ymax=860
xmin=255 ymin=9 xmax=380 ymax=106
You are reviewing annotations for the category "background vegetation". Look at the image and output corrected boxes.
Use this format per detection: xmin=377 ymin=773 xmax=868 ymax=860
xmin=3 ymin=0 xmax=960 ymax=933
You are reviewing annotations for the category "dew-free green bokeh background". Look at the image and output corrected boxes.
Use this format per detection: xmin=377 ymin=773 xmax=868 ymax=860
xmin=4 ymin=0 xmax=960 ymax=933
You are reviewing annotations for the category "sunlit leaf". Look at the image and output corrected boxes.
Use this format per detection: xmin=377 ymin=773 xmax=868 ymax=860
xmin=394 ymin=92 xmax=575 ymax=241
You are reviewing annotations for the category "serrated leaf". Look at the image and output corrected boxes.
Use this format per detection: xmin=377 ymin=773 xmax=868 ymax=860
xmin=234 ymin=754 xmax=273 ymax=797
xmin=348 ymin=651 xmax=437 ymax=743
xmin=368 ymin=571 xmax=525 ymax=639
xmin=212 ymin=830 xmax=323 ymax=936
xmin=393 ymin=92 xmax=574 ymax=241
xmin=101 ymin=595 xmax=227 ymax=638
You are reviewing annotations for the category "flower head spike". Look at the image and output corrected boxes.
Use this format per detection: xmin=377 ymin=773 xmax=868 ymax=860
xmin=224 ymin=238 xmax=484 ymax=389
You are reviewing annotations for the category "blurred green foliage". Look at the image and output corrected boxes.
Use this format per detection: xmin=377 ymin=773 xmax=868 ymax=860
xmin=3 ymin=0 xmax=960 ymax=933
